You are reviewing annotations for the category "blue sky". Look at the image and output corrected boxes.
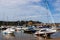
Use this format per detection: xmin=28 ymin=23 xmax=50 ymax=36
xmin=0 ymin=0 xmax=60 ymax=23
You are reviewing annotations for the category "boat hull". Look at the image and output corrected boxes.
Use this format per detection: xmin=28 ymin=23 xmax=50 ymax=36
xmin=24 ymin=30 xmax=36 ymax=33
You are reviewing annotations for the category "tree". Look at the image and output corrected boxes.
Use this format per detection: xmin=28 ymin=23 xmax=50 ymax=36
xmin=28 ymin=21 xmax=33 ymax=26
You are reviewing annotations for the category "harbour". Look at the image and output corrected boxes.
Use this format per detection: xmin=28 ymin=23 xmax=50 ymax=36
xmin=0 ymin=26 xmax=60 ymax=40
xmin=0 ymin=0 xmax=60 ymax=40
xmin=0 ymin=29 xmax=60 ymax=40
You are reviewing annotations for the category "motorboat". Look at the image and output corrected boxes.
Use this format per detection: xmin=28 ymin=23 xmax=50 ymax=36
xmin=24 ymin=26 xmax=36 ymax=33
xmin=15 ymin=26 xmax=22 ymax=31
xmin=15 ymin=27 xmax=22 ymax=31
xmin=2 ymin=28 xmax=15 ymax=34
xmin=35 ymin=28 xmax=56 ymax=36
xmin=0 ymin=26 xmax=7 ymax=30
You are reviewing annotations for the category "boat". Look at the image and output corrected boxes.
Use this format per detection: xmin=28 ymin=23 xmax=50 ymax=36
xmin=35 ymin=28 xmax=56 ymax=37
xmin=15 ymin=26 xmax=22 ymax=31
xmin=2 ymin=28 xmax=15 ymax=34
xmin=24 ymin=26 xmax=36 ymax=33
xmin=0 ymin=26 xmax=7 ymax=30
xmin=34 ymin=0 xmax=57 ymax=38
xmin=15 ymin=27 xmax=22 ymax=31
xmin=24 ymin=29 xmax=36 ymax=33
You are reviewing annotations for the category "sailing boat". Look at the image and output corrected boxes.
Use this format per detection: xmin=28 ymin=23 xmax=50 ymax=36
xmin=15 ymin=21 xmax=22 ymax=31
xmin=2 ymin=16 xmax=15 ymax=34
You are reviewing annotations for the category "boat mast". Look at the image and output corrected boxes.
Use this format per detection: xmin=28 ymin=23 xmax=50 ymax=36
xmin=44 ymin=0 xmax=56 ymax=28
xmin=3 ymin=13 xmax=4 ymax=26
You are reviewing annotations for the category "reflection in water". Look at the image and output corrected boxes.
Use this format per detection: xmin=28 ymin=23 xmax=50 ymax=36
xmin=3 ymin=33 xmax=15 ymax=39
xmin=34 ymin=35 xmax=52 ymax=40
xmin=0 ymin=30 xmax=60 ymax=40
xmin=36 ymin=36 xmax=45 ymax=40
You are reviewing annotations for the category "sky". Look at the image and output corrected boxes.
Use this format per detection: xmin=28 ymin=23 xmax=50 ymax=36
xmin=0 ymin=0 xmax=60 ymax=23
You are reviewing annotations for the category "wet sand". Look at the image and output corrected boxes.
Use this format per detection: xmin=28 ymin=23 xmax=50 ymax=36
xmin=0 ymin=30 xmax=60 ymax=40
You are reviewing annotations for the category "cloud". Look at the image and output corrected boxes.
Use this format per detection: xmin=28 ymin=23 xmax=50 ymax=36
xmin=0 ymin=4 xmax=50 ymax=21
xmin=0 ymin=0 xmax=60 ymax=23
xmin=0 ymin=0 xmax=26 ymax=6
xmin=43 ymin=0 xmax=60 ymax=23
xmin=0 ymin=0 xmax=41 ymax=6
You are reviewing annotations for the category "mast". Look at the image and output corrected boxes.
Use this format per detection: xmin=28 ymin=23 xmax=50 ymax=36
xmin=44 ymin=0 xmax=56 ymax=28
xmin=3 ymin=13 xmax=4 ymax=26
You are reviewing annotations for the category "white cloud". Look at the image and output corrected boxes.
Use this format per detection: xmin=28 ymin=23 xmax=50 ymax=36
xmin=0 ymin=0 xmax=26 ymax=6
xmin=0 ymin=3 xmax=51 ymax=22
xmin=0 ymin=0 xmax=60 ymax=23
xmin=29 ymin=0 xmax=41 ymax=2
xmin=0 ymin=0 xmax=41 ymax=6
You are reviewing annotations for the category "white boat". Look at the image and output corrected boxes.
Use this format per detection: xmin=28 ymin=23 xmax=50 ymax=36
xmin=15 ymin=27 xmax=22 ymax=31
xmin=35 ymin=28 xmax=56 ymax=36
xmin=15 ymin=26 xmax=22 ymax=31
xmin=2 ymin=28 xmax=15 ymax=34
xmin=0 ymin=26 xmax=7 ymax=30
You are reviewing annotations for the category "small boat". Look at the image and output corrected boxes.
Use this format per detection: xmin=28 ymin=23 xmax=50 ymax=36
xmin=15 ymin=26 xmax=22 ymax=31
xmin=0 ymin=26 xmax=7 ymax=30
xmin=35 ymin=28 xmax=56 ymax=37
xmin=15 ymin=27 xmax=22 ymax=31
xmin=24 ymin=26 xmax=36 ymax=33
xmin=24 ymin=29 xmax=36 ymax=33
xmin=2 ymin=28 xmax=15 ymax=34
xmin=0 ymin=27 xmax=7 ymax=30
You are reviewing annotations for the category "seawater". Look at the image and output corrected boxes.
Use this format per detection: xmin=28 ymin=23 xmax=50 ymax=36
xmin=0 ymin=29 xmax=60 ymax=40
